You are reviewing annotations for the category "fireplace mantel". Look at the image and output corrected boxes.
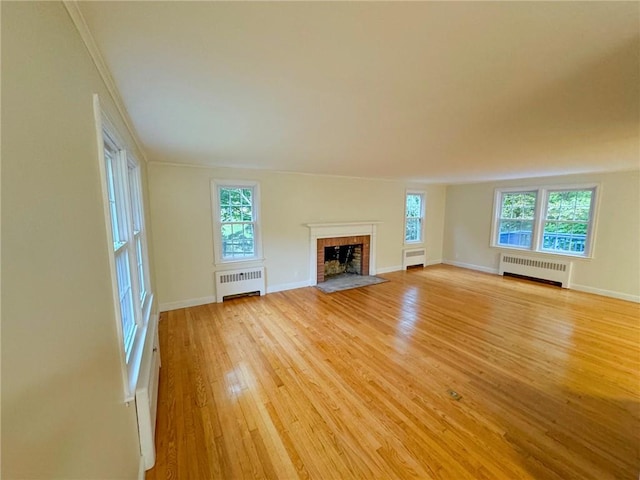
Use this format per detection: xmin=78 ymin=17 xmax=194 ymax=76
xmin=306 ymin=222 xmax=380 ymax=285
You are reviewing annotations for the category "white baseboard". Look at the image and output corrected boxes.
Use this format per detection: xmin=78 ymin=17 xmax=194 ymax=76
xmin=266 ymin=280 xmax=312 ymax=294
xmin=138 ymin=456 xmax=145 ymax=480
xmin=159 ymin=295 xmax=216 ymax=312
xmin=443 ymin=259 xmax=499 ymax=275
xmin=571 ymin=284 xmax=640 ymax=303
xmin=375 ymin=259 xmax=442 ymax=274
xmin=444 ymin=260 xmax=639 ymax=303
xmin=376 ymin=265 xmax=403 ymax=274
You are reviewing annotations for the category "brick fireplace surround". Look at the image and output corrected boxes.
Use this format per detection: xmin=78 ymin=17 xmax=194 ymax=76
xmin=316 ymin=235 xmax=370 ymax=284
xmin=306 ymin=222 xmax=380 ymax=286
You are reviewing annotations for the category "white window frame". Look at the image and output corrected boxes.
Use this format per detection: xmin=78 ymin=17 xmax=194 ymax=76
xmin=127 ymin=162 xmax=152 ymax=311
xmin=404 ymin=190 xmax=426 ymax=244
xmin=211 ymin=179 xmax=263 ymax=265
xmin=94 ymin=95 xmax=153 ymax=402
xmin=491 ymin=183 xmax=600 ymax=258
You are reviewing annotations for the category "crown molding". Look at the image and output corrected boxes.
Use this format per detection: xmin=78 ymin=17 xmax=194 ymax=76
xmin=63 ymin=1 xmax=148 ymax=163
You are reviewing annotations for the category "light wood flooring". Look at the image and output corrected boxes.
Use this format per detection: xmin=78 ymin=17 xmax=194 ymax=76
xmin=146 ymin=265 xmax=639 ymax=479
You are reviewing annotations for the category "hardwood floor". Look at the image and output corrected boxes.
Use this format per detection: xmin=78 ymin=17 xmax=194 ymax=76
xmin=146 ymin=265 xmax=639 ymax=479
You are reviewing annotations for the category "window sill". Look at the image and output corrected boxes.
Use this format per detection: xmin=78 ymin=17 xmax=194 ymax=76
xmin=214 ymin=257 xmax=265 ymax=267
xmin=124 ymin=292 xmax=154 ymax=403
xmin=491 ymin=244 xmax=592 ymax=260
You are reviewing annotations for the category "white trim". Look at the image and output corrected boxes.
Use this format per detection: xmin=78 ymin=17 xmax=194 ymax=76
xmin=138 ymin=456 xmax=145 ymax=480
xmin=306 ymin=221 xmax=383 ymax=228
xmin=211 ymin=179 xmax=263 ymax=265
xmin=404 ymin=190 xmax=426 ymax=245
xmin=146 ymin=160 xmax=413 ymax=184
xmin=442 ymin=260 xmax=499 ymax=275
xmin=306 ymin=222 xmax=380 ymax=285
xmin=63 ymin=2 xmax=148 ymax=163
xmin=443 ymin=261 xmax=638 ymax=303
xmin=376 ymin=265 xmax=403 ymax=274
xmin=159 ymin=296 xmax=216 ymax=312
xmin=389 ymin=258 xmax=441 ymax=272
xmin=571 ymin=284 xmax=640 ymax=303
xmin=266 ymin=280 xmax=312 ymax=294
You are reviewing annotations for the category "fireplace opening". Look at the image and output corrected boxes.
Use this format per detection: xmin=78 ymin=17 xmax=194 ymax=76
xmin=323 ymin=244 xmax=362 ymax=279
xmin=316 ymin=234 xmax=370 ymax=284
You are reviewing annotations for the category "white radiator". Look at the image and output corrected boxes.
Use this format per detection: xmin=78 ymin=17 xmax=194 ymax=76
xmin=136 ymin=316 xmax=161 ymax=470
xmin=215 ymin=267 xmax=266 ymax=302
xmin=403 ymin=248 xmax=426 ymax=269
xmin=498 ymin=253 xmax=573 ymax=288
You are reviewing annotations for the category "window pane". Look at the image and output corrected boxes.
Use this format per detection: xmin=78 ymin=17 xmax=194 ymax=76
xmin=405 ymin=218 xmax=421 ymax=242
xmin=136 ymin=235 xmax=145 ymax=302
xmin=221 ymin=223 xmax=255 ymax=258
xmin=241 ymin=206 xmax=253 ymax=222
xmin=500 ymin=192 xmax=536 ymax=219
xmin=406 ymin=194 xmax=421 ymax=218
xmin=497 ymin=191 xmax=536 ymax=247
xmin=105 ymin=153 xmax=121 ymax=247
xmin=241 ymin=188 xmax=252 ymax=205
xmin=116 ymin=251 xmax=136 ymax=358
xmin=542 ymin=221 xmax=588 ymax=253
xmin=498 ymin=219 xmax=533 ymax=247
xmin=220 ymin=187 xmax=254 ymax=222
xmin=542 ymin=190 xmax=592 ymax=254
xmin=220 ymin=188 xmax=230 ymax=206
xmin=230 ymin=188 xmax=242 ymax=205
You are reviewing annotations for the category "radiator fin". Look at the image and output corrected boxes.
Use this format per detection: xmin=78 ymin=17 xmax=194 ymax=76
xmin=502 ymin=256 xmax=567 ymax=272
xmin=219 ymin=270 xmax=263 ymax=284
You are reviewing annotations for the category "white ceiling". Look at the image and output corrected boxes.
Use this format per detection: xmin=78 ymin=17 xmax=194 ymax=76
xmin=78 ymin=1 xmax=639 ymax=183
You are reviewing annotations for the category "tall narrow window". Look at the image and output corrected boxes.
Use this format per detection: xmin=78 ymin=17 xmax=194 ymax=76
xmin=95 ymin=95 xmax=154 ymax=401
xmin=496 ymin=191 xmax=537 ymax=249
xmin=212 ymin=181 xmax=261 ymax=263
xmin=541 ymin=189 xmax=595 ymax=255
xmin=104 ymin=139 xmax=137 ymax=358
xmin=101 ymin=126 xmax=152 ymax=371
xmin=405 ymin=192 xmax=425 ymax=243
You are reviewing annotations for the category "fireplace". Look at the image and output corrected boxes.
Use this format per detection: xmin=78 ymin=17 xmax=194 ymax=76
xmin=317 ymin=236 xmax=370 ymax=283
xmin=306 ymin=222 xmax=379 ymax=285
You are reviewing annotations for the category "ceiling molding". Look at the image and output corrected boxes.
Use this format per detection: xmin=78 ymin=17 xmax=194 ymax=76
xmin=63 ymin=1 xmax=148 ymax=163
xmin=146 ymin=161 xmax=419 ymax=184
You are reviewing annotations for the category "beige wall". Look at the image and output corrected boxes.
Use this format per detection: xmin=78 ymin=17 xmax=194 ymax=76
xmin=2 ymin=2 xmax=154 ymax=478
xmin=443 ymin=170 xmax=640 ymax=300
xmin=148 ymin=163 xmax=446 ymax=308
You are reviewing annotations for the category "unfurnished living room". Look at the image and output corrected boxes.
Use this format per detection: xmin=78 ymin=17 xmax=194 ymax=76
xmin=2 ymin=1 xmax=639 ymax=479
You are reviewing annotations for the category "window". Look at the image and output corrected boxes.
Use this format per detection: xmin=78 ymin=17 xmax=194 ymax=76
xmin=97 ymin=106 xmax=153 ymax=400
xmin=496 ymin=191 xmax=537 ymax=249
xmin=405 ymin=191 xmax=425 ymax=243
xmin=542 ymin=189 xmax=595 ymax=255
xmin=104 ymin=138 xmax=138 ymax=357
xmin=212 ymin=181 xmax=261 ymax=263
xmin=492 ymin=185 xmax=598 ymax=257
